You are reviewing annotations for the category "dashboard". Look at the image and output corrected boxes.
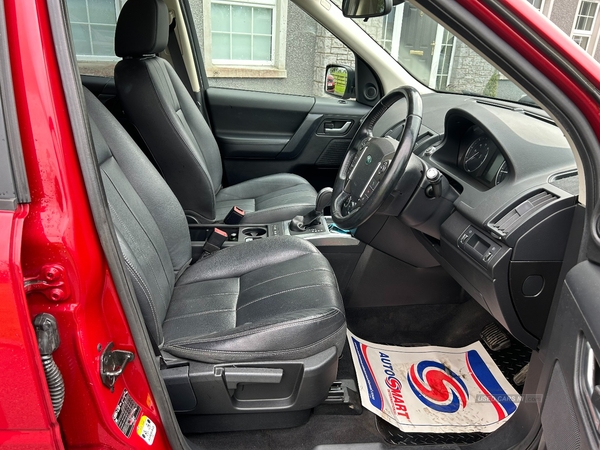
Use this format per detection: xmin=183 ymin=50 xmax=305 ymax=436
xmin=373 ymin=93 xmax=579 ymax=349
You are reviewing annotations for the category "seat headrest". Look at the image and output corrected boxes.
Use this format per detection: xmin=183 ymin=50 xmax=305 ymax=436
xmin=115 ymin=0 xmax=169 ymax=58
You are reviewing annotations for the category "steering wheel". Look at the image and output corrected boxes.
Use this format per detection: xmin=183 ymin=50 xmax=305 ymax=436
xmin=331 ymin=86 xmax=423 ymax=229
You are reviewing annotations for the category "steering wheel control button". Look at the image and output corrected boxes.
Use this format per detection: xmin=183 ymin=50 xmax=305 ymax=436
xmin=378 ymin=161 xmax=389 ymax=175
xmin=365 ymin=155 xmax=373 ymax=165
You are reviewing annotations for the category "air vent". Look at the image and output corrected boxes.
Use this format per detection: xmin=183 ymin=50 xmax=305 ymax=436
xmin=489 ymin=190 xmax=558 ymax=237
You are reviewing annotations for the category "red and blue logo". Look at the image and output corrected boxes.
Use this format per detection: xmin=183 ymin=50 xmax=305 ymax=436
xmin=407 ymin=360 xmax=469 ymax=413
xmin=465 ymin=349 xmax=517 ymax=420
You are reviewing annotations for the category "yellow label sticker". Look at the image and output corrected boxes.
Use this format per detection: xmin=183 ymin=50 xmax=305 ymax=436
xmin=136 ymin=415 xmax=156 ymax=445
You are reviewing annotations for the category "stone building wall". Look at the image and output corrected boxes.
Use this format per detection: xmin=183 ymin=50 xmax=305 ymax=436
xmin=312 ymin=24 xmax=356 ymax=96
xmin=549 ymin=0 xmax=579 ymax=35
xmin=446 ymin=41 xmax=497 ymax=95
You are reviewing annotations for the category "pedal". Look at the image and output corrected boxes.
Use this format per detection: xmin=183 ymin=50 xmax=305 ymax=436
xmin=481 ymin=323 xmax=511 ymax=352
xmin=314 ymin=379 xmax=362 ymax=415
xmin=513 ymin=363 xmax=529 ymax=386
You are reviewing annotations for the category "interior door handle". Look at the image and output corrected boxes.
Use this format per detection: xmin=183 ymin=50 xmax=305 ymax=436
xmin=324 ymin=121 xmax=352 ymax=134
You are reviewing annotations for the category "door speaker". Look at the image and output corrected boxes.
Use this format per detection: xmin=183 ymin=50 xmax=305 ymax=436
xmin=364 ymin=83 xmax=378 ymax=101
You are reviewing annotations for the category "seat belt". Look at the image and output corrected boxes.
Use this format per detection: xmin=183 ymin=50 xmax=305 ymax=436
xmin=167 ymin=17 xmax=211 ymax=126
xmin=167 ymin=18 xmax=193 ymax=96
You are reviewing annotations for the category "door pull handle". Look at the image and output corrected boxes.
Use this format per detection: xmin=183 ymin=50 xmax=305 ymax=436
xmin=324 ymin=121 xmax=352 ymax=134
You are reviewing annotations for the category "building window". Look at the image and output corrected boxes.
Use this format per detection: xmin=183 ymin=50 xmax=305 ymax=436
xmin=381 ymin=12 xmax=395 ymax=54
xmin=67 ymin=0 xmax=125 ymax=60
xmin=526 ymin=0 xmax=544 ymax=10
xmin=435 ymin=30 xmax=455 ymax=90
xmin=204 ymin=0 xmax=287 ymax=77
xmin=211 ymin=1 xmax=275 ymax=64
xmin=572 ymin=0 xmax=598 ymax=50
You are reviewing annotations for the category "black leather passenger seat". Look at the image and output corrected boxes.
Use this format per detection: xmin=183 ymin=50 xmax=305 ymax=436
xmin=84 ymin=87 xmax=346 ymax=431
xmin=113 ymin=0 xmax=317 ymax=224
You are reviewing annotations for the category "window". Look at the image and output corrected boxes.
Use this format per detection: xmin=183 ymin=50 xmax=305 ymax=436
xmin=67 ymin=0 xmax=125 ymax=59
xmin=435 ymin=30 xmax=456 ymax=90
xmin=202 ymin=0 xmax=288 ymax=78
xmin=572 ymin=0 xmax=598 ymax=50
xmin=381 ymin=13 xmax=395 ymax=54
xmin=66 ymin=0 xmax=126 ymax=76
xmin=526 ymin=0 xmax=544 ymax=10
xmin=211 ymin=1 xmax=275 ymax=64
xmin=357 ymin=3 xmax=527 ymax=103
xmin=192 ymin=0 xmax=354 ymax=96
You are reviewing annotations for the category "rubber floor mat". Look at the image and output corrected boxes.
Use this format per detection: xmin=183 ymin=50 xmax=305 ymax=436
xmin=348 ymin=330 xmax=521 ymax=434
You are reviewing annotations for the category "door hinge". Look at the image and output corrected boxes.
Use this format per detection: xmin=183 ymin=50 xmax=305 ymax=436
xmin=100 ymin=342 xmax=135 ymax=392
xmin=24 ymin=264 xmax=70 ymax=302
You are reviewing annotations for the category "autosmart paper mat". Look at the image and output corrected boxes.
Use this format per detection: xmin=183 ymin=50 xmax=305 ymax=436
xmin=347 ymin=331 xmax=520 ymax=433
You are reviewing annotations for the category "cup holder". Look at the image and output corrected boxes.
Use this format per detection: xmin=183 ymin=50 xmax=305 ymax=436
xmin=241 ymin=227 xmax=267 ymax=238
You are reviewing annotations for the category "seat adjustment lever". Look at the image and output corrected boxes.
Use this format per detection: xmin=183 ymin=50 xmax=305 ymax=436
xmin=215 ymin=367 xmax=284 ymax=392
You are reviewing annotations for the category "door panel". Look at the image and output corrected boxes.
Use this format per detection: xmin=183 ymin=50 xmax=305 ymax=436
xmin=206 ymin=87 xmax=315 ymax=159
xmin=536 ymin=259 xmax=600 ymax=449
xmin=206 ymin=87 xmax=370 ymax=188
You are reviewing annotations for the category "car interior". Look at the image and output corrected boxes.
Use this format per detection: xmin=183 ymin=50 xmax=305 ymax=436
xmin=64 ymin=0 xmax=589 ymax=448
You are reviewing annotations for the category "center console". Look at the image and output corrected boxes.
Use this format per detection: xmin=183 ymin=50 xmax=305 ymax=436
xmin=190 ymin=217 xmax=358 ymax=252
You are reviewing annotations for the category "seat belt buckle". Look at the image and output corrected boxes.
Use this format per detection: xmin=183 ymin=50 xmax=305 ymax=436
xmin=223 ymin=206 xmax=245 ymax=225
xmin=202 ymin=228 xmax=228 ymax=258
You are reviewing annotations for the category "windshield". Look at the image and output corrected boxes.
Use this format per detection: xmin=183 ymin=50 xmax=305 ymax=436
xmin=354 ymin=2 xmax=530 ymax=103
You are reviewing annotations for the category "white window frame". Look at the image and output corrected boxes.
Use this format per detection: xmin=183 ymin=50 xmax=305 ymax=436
xmin=70 ymin=0 xmax=126 ymax=62
xmin=211 ymin=0 xmax=276 ymax=66
xmin=571 ymin=0 xmax=599 ymax=51
xmin=525 ymin=0 xmax=545 ymax=11
xmin=381 ymin=12 xmax=394 ymax=54
xmin=433 ymin=29 xmax=456 ymax=90
xmin=204 ymin=0 xmax=288 ymax=78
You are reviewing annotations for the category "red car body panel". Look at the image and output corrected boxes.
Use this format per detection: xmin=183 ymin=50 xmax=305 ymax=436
xmin=0 ymin=205 xmax=63 ymax=449
xmin=2 ymin=0 xmax=169 ymax=448
xmin=1 ymin=0 xmax=599 ymax=449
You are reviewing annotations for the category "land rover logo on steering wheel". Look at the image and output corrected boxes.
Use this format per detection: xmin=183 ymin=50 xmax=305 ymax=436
xmin=365 ymin=155 xmax=373 ymax=165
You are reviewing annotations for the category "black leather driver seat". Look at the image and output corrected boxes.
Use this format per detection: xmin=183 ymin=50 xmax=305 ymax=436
xmin=84 ymin=87 xmax=346 ymax=431
xmin=113 ymin=0 xmax=317 ymax=224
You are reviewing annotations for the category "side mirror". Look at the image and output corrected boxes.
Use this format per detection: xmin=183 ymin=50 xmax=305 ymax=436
xmin=324 ymin=65 xmax=355 ymax=99
xmin=342 ymin=0 xmax=393 ymax=18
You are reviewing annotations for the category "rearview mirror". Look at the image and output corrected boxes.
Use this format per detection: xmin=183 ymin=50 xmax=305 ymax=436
xmin=324 ymin=65 xmax=355 ymax=99
xmin=342 ymin=0 xmax=393 ymax=18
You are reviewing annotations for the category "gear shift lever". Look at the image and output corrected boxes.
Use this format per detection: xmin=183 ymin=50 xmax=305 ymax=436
xmin=289 ymin=187 xmax=333 ymax=232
